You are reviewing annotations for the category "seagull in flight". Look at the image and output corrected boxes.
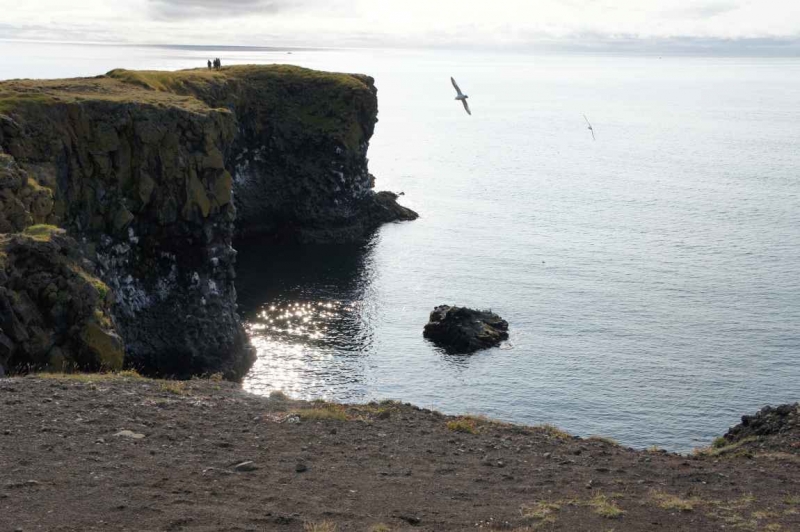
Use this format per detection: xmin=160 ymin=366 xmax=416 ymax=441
xmin=451 ymin=77 xmax=471 ymax=116
xmin=584 ymin=114 xmax=595 ymax=140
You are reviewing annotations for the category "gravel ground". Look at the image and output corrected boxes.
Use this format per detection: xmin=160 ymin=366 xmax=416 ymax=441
xmin=1 ymin=375 xmax=798 ymax=531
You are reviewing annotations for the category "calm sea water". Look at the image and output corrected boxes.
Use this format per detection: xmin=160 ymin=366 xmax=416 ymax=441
xmin=3 ymin=41 xmax=799 ymax=452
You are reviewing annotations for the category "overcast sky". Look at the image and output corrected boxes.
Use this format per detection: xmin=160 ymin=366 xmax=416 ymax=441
xmin=1 ymin=0 xmax=799 ymax=50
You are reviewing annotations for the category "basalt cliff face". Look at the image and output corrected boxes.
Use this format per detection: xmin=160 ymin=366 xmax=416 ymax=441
xmin=0 ymin=65 xmax=416 ymax=378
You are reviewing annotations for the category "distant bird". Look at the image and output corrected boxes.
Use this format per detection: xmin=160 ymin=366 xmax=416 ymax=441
xmin=583 ymin=114 xmax=595 ymax=140
xmin=451 ymin=77 xmax=471 ymax=116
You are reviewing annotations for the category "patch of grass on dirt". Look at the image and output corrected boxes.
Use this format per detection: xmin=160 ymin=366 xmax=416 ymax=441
xmin=784 ymin=495 xmax=800 ymax=505
xmin=588 ymin=494 xmax=625 ymax=519
xmin=755 ymin=452 xmax=800 ymax=464
xmin=159 ymin=381 xmax=189 ymax=395
xmin=752 ymin=510 xmax=780 ymax=520
xmin=358 ymin=400 xmax=402 ymax=419
xmin=269 ymin=390 xmax=290 ymax=400
xmin=587 ymin=435 xmax=619 ymax=446
xmin=712 ymin=436 xmax=729 ymax=448
xmin=650 ymin=490 xmax=700 ymax=512
xmin=536 ymin=424 xmax=572 ymax=441
xmin=117 ymin=369 xmax=144 ymax=379
xmin=303 ymin=521 xmax=337 ymax=532
xmin=447 ymin=417 xmax=479 ymax=434
xmin=520 ymin=501 xmax=561 ymax=523
xmin=369 ymin=524 xmax=392 ymax=532
xmin=704 ymin=493 xmax=762 ymax=529
xmin=36 ymin=370 xmax=144 ymax=382
xmin=694 ymin=437 xmax=759 ymax=457
xmin=296 ymin=403 xmax=348 ymax=422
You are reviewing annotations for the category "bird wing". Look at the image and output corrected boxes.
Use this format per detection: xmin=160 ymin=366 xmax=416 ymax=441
xmin=462 ymin=99 xmax=471 ymax=115
xmin=590 ymin=128 xmax=595 ymax=140
xmin=583 ymin=114 xmax=592 ymax=127
xmin=451 ymin=77 xmax=464 ymax=97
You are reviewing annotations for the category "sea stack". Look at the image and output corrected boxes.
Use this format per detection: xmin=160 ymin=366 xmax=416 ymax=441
xmin=423 ymin=305 xmax=509 ymax=353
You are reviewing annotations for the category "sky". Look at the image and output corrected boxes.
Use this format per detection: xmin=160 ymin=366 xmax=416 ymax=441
xmin=1 ymin=0 xmax=799 ymax=51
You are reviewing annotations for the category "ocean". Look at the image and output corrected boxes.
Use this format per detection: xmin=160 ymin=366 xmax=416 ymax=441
xmin=2 ymin=41 xmax=799 ymax=452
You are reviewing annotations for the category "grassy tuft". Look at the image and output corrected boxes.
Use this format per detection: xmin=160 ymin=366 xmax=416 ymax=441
xmin=369 ymin=525 xmax=392 ymax=532
xmin=651 ymin=491 xmax=700 ymax=512
xmin=693 ymin=436 xmax=759 ymax=457
xmin=588 ymin=494 xmax=625 ymax=519
xmin=785 ymin=495 xmax=800 ymax=505
xmin=712 ymin=436 xmax=729 ymax=448
xmin=269 ymin=390 xmax=290 ymax=401
xmin=296 ymin=403 xmax=348 ymax=422
xmin=446 ymin=417 xmax=479 ymax=434
xmin=160 ymin=381 xmax=189 ymax=395
xmin=536 ymin=424 xmax=572 ymax=441
xmin=587 ymin=435 xmax=619 ymax=446
xmin=520 ymin=501 xmax=561 ymax=522
xmin=117 ymin=369 xmax=144 ymax=379
xmin=303 ymin=521 xmax=337 ymax=532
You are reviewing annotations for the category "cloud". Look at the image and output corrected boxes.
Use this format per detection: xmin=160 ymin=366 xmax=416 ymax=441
xmin=147 ymin=0 xmax=304 ymax=20
xmin=663 ymin=1 xmax=742 ymax=20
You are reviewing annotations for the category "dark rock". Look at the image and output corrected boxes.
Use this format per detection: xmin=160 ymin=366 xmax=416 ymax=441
xmin=398 ymin=515 xmax=421 ymax=526
xmin=723 ymin=403 xmax=799 ymax=444
xmin=224 ymin=70 xmax=417 ymax=244
xmin=233 ymin=461 xmax=258 ymax=472
xmin=423 ymin=305 xmax=509 ymax=353
xmin=295 ymin=463 xmax=308 ymax=473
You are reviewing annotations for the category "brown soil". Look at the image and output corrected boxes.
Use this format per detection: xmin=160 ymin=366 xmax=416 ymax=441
xmin=1 ymin=375 xmax=798 ymax=531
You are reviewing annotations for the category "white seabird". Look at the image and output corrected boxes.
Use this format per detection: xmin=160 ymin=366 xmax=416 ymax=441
xmin=584 ymin=114 xmax=595 ymax=140
xmin=451 ymin=77 xmax=471 ymax=115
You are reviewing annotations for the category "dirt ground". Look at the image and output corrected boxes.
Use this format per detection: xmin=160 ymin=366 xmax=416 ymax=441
xmin=1 ymin=375 xmax=798 ymax=531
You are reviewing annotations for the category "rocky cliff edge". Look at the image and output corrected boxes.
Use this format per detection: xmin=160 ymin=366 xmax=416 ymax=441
xmin=0 ymin=65 xmax=416 ymax=377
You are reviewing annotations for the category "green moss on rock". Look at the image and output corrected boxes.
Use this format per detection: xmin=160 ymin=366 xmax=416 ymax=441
xmin=0 ymin=230 xmax=124 ymax=374
xmin=22 ymin=224 xmax=63 ymax=241
xmin=80 ymin=320 xmax=124 ymax=371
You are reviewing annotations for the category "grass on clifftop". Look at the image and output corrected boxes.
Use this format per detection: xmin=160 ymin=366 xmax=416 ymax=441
xmin=0 ymin=65 xmax=376 ymax=152
xmin=0 ymin=93 xmax=59 ymax=114
xmin=106 ymin=68 xmax=226 ymax=93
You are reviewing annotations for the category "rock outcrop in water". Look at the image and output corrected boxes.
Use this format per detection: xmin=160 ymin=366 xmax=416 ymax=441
xmin=0 ymin=65 xmax=416 ymax=377
xmin=423 ymin=305 xmax=509 ymax=353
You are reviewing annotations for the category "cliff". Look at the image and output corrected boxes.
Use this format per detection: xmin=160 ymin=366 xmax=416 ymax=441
xmin=0 ymin=65 xmax=416 ymax=377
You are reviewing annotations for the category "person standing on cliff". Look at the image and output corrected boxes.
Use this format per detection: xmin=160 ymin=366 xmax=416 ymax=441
xmin=207 ymin=60 xmax=212 ymax=69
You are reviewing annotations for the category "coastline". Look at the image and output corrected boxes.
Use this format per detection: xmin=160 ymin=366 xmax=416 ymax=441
xmin=1 ymin=374 xmax=797 ymax=531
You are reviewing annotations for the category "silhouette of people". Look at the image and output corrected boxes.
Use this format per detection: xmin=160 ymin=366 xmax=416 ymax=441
xmin=214 ymin=58 xmax=222 ymax=70
xmin=207 ymin=60 xmax=212 ymax=69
